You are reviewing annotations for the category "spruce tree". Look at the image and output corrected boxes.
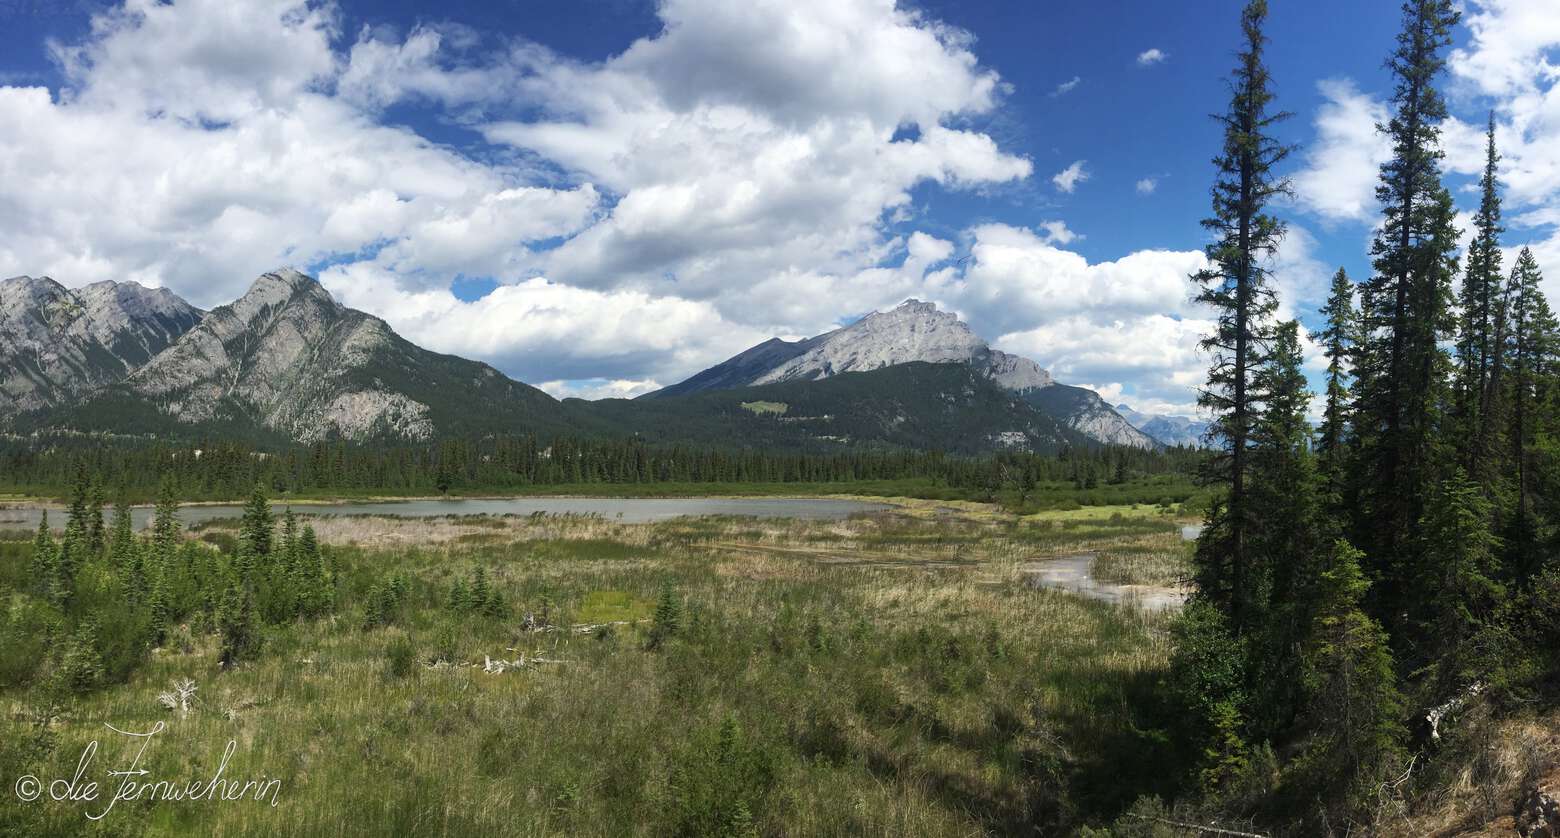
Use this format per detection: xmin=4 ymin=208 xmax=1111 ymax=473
xmin=217 ymin=577 xmax=259 ymax=668
xmin=1189 ymin=0 xmax=1293 ymax=630
xmin=31 ymin=512 xmax=63 ymax=604
xmin=237 ymin=483 xmax=274 ymax=579
xmin=152 ymin=476 xmax=181 ymax=565
xmin=86 ymin=481 xmax=106 ymax=559
xmin=1352 ymin=0 xmax=1461 ymax=635
xmin=1316 ymin=269 xmax=1358 ymax=496
xmin=1417 ymin=471 xmax=1503 ymax=688
xmin=648 ymin=581 xmax=682 ymax=649
xmin=1246 ymin=321 xmax=1326 ymax=732
xmin=1507 ymin=247 xmax=1556 ymax=525
xmin=1455 ymin=113 xmax=1506 ymax=489
xmin=109 ymin=498 xmax=145 ymax=601
xmin=1293 ymin=540 xmax=1406 ymax=823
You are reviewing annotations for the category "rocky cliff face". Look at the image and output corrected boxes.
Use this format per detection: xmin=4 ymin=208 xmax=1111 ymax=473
xmin=100 ymin=269 xmax=563 ymax=443
xmin=0 ymin=275 xmax=202 ymax=419
xmin=651 ymin=299 xmax=1155 ymax=449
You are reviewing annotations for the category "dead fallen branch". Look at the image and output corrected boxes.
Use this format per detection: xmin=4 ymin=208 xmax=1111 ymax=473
xmin=1120 ymin=813 xmax=1269 ymax=837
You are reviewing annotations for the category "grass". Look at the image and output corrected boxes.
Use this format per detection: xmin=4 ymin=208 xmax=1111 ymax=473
xmin=739 ymin=400 xmax=788 ymax=415
xmin=1 ymin=474 xmax=1209 ymax=510
xmin=0 ymin=504 xmax=1193 ymax=836
xmin=1091 ymin=542 xmax=1195 ymax=588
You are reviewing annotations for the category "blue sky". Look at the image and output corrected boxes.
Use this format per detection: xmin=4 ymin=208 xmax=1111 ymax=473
xmin=2 ymin=0 xmax=1557 ymax=414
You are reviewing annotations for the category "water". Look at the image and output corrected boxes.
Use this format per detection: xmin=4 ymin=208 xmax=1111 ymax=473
xmin=1181 ymin=523 xmax=1204 ymax=541
xmin=1023 ymin=553 xmax=1188 ymax=611
xmin=0 ymin=497 xmax=894 ymax=532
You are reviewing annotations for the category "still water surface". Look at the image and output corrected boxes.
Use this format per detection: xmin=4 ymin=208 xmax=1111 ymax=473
xmin=0 ymin=497 xmax=893 ymax=531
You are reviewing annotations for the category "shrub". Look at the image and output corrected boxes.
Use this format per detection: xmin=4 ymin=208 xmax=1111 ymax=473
xmin=385 ymin=635 xmax=416 ymax=680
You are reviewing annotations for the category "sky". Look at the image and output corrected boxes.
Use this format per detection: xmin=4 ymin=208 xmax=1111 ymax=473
xmin=2 ymin=0 xmax=1559 ymax=416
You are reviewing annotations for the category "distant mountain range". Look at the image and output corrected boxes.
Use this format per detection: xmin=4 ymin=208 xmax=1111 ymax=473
xmin=1115 ymin=404 xmax=1213 ymax=449
xmin=1 ymin=270 xmax=1188 ymax=453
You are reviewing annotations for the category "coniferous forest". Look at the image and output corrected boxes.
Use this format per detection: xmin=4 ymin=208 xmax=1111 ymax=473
xmin=3 ymin=2 xmax=1560 ymax=837
xmin=1169 ymin=0 xmax=1560 ymax=832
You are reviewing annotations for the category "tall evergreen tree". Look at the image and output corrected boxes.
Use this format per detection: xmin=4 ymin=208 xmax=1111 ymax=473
xmin=1352 ymin=0 xmax=1461 ymax=633
xmin=1455 ymin=113 xmax=1506 ymax=489
xmin=1507 ymin=247 xmax=1557 ymax=527
xmin=1417 ymin=471 xmax=1503 ymax=688
xmin=237 ymin=483 xmax=274 ymax=580
xmin=152 ymin=476 xmax=182 ymax=565
xmin=1246 ymin=321 xmax=1327 ymax=732
xmin=31 ymin=512 xmax=62 ymax=604
xmin=1189 ymin=0 xmax=1293 ymax=630
xmin=1316 ymin=268 xmax=1358 ymax=494
xmin=86 ymin=481 xmax=106 ymax=559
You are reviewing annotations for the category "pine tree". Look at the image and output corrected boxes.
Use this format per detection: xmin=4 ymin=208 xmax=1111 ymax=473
xmin=237 ymin=483 xmax=274 ymax=579
xmin=30 ymin=512 xmax=63 ymax=604
xmin=1417 ymin=471 xmax=1503 ymax=688
xmin=217 ymin=577 xmax=259 ymax=668
xmin=1189 ymin=0 xmax=1293 ymax=630
xmin=152 ymin=476 xmax=181 ymax=565
xmin=1352 ymin=0 xmax=1461 ymax=634
xmin=54 ymin=620 xmax=105 ymax=695
xmin=86 ymin=481 xmax=106 ymax=559
xmin=1293 ymin=540 xmax=1406 ymax=823
xmin=108 ymin=498 xmax=145 ymax=600
xmin=1316 ymin=268 xmax=1357 ymax=495
xmin=1507 ymin=247 xmax=1556 ymax=524
xmin=1246 ymin=321 xmax=1326 ymax=732
xmin=648 ymin=581 xmax=682 ymax=649
xmin=59 ymin=466 xmax=91 ymax=591
xmin=1455 ymin=113 xmax=1507 ymax=490
xmin=471 ymin=566 xmax=490 ymax=612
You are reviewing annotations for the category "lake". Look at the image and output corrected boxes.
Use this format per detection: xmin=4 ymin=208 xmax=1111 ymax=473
xmin=0 ymin=497 xmax=895 ymax=531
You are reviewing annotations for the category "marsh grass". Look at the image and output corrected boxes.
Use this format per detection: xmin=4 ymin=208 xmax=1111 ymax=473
xmin=0 ymin=503 xmax=1191 ymax=836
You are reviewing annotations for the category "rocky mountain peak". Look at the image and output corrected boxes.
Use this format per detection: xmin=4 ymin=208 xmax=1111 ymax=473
xmin=754 ymin=298 xmax=986 ymax=385
xmin=0 ymin=275 xmax=202 ymax=419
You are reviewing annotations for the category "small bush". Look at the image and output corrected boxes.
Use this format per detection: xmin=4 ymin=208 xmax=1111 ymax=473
xmin=385 ymin=635 xmax=416 ymax=680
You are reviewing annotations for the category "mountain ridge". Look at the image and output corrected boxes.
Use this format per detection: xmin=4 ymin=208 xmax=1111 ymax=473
xmin=648 ymin=299 xmax=1155 ymax=449
xmin=6 ymin=270 xmax=1164 ymax=454
xmin=0 ymin=274 xmax=203 ymax=420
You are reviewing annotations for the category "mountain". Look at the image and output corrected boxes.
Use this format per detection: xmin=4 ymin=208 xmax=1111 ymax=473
xmin=53 ymin=270 xmax=568 ymax=443
xmin=0 ymin=275 xmax=203 ymax=421
xmin=646 ymin=299 xmax=1155 ymax=449
xmin=9 ymin=270 xmax=1163 ymax=454
xmin=1116 ymin=404 xmax=1213 ymax=448
xmin=577 ymin=361 xmax=1091 ymax=455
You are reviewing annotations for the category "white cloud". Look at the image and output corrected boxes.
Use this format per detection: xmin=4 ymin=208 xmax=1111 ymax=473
xmin=1051 ymin=160 xmax=1089 ymax=193
xmin=1292 ymin=78 xmax=1393 ymax=223
xmin=1036 ymin=220 xmax=1079 ymax=246
xmin=0 ymin=0 xmax=1038 ymax=386
xmin=1050 ymin=75 xmax=1081 ymax=97
xmin=0 ymin=0 xmax=1235 ymax=415
xmin=1135 ymin=177 xmax=1158 ymax=195
xmin=1289 ymin=3 xmax=1560 ymax=307
xmin=538 ymin=379 xmax=662 ymax=401
xmin=1136 ymin=48 xmax=1167 ymax=67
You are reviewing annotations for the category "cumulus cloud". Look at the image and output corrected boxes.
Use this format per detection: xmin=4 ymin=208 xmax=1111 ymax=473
xmin=1291 ymin=2 xmax=1560 ymax=307
xmin=1051 ymin=160 xmax=1089 ymax=193
xmin=1136 ymin=48 xmax=1167 ymax=66
xmin=0 ymin=0 xmax=1224 ymax=409
xmin=1135 ymin=177 xmax=1158 ymax=195
xmin=1036 ymin=220 xmax=1079 ymax=246
xmin=1292 ymin=79 xmax=1392 ymax=223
